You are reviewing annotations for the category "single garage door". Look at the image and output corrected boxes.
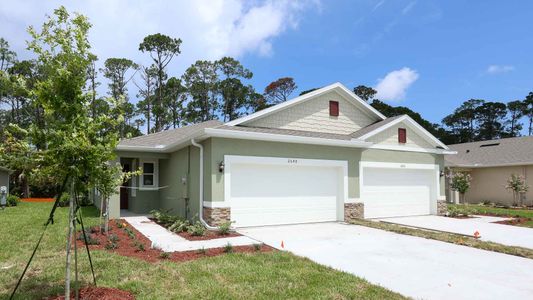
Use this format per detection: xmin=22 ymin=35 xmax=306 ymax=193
xmin=361 ymin=163 xmax=437 ymax=218
xmin=227 ymin=156 xmax=346 ymax=227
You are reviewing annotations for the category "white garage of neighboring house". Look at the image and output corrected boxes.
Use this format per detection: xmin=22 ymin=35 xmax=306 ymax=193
xmin=109 ymin=82 xmax=455 ymax=227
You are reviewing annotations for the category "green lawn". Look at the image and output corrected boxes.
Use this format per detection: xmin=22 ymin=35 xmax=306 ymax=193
xmin=0 ymin=203 xmax=404 ymax=299
xmin=448 ymin=204 xmax=533 ymax=228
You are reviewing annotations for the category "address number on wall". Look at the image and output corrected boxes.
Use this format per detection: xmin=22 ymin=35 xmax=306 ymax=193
xmin=287 ymin=159 xmax=298 ymax=164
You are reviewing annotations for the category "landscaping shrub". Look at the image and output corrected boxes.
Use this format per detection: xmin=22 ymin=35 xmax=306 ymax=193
xmin=58 ymin=192 xmax=70 ymax=207
xmin=150 ymin=209 xmax=180 ymax=226
xmin=197 ymin=247 xmax=206 ymax=255
xmin=6 ymin=194 xmax=20 ymax=206
xmin=253 ymin=243 xmax=262 ymax=251
xmin=223 ymin=243 xmax=233 ymax=253
xmin=217 ymin=221 xmax=233 ymax=235
xmin=77 ymin=230 xmax=100 ymax=245
xmin=108 ymin=234 xmax=119 ymax=243
xmin=159 ymin=252 xmax=170 ymax=259
xmin=133 ymin=240 xmax=145 ymax=252
xmin=105 ymin=241 xmax=118 ymax=250
xmin=187 ymin=221 xmax=206 ymax=236
xmin=124 ymin=227 xmax=136 ymax=239
xmin=447 ymin=205 xmax=472 ymax=217
xmin=169 ymin=219 xmax=190 ymax=233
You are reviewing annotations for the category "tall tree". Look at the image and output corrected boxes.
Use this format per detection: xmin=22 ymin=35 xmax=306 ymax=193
xmin=86 ymin=54 xmax=99 ymax=119
xmin=162 ymin=77 xmax=186 ymax=129
xmin=216 ymin=57 xmax=255 ymax=121
xmin=353 ymin=85 xmax=377 ymax=102
xmin=264 ymin=77 xmax=297 ymax=105
xmin=182 ymin=60 xmax=218 ymax=123
xmin=442 ymin=99 xmax=484 ymax=143
xmin=506 ymin=100 xmax=526 ymax=137
xmin=139 ymin=33 xmax=182 ymax=132
xmin=476 ymin=101 xmax=508 ymax=140
xmin=299 ymin=87 xmax=319 ymax=96
xmin=525 ymin=92 xmax=533 ymax=136
xmin=0 ymin=38 xmax=17 ymax=72
xmin=135 ymin=65 xmax=158 ymax=133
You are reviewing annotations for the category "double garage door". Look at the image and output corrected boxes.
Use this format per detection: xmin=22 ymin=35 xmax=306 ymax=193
xmin=226 ymin=156 xmax=437 ymax=227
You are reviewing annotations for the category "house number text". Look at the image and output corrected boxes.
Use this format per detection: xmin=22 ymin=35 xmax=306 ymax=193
xmin=288 ymin=159 xmax=298 ymax=164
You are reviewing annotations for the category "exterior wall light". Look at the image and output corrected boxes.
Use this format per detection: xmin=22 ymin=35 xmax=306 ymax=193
xmin=219 ymin=161 xmax=225 ymax=173
xmin=439 ymin=170 xmax=445 ymax=177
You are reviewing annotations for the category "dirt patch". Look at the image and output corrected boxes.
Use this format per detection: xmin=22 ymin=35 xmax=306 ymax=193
xmin=493 ymin=217 xmax=532 ymax=226
xmin=77 ymin=220 xmax=273 ymax=263
xmin=45 ymin=286 xmax=135 ymax=300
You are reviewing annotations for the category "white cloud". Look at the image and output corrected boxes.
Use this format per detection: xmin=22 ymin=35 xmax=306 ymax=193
xmin=374 ymin=67 xmax=419 ymax=101
xmin=0 ymin=0 xmax=317 ymax=68
xmin=401 ymin=1 xmax=416 ymax=14
xmin=486 ymin=65 xmax=515 ymax=74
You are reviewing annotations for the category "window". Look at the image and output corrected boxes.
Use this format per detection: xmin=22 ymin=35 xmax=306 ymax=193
xmin=329 ymin=101 xmax=339 ymax=117
xmin=140 ymin=160 xmax=158 ymax=189
xmin=398 ymin=128 xmax=407 ymax=144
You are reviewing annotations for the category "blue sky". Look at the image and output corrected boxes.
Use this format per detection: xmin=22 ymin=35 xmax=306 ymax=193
xmin=1 ymin=0 xmax=532 ymax=126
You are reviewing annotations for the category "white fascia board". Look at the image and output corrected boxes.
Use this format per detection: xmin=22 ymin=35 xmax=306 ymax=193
xmin=115 ymin=145 xmax=167 ymax=153
xmin=449 ymin=162 xmax=533 ymax=168
xmin=225 ymin=82 xmax=385 ymax=126
xmin=357 ymin=115 xmax=450 ymax=150
xmin=205 ymin=128 xmax=372 ymax=148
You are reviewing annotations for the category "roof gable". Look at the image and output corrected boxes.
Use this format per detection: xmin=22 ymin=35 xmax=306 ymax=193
xmin=226 ymin=82 xmax=386 ymax=127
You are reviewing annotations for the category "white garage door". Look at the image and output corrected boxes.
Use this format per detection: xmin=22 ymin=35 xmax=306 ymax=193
xmin=361 ymin=163 xmax=437 ymax=219
xmin=227 ymin=156 xmax=346 ymax=227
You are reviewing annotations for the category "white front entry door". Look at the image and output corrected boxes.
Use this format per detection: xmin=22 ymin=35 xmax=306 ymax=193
xmin=226 ymin=156 xmax=347 ymax=227
xmin=361 ymin=163 xmax=437 ymax=218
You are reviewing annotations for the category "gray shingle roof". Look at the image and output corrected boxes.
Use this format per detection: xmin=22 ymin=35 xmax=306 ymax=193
xmin=118 ymin=120 xmax=222 ymax=148
xmin=350 ymin=115 xmax=405 ymax=139
xmin=216 ymin=125 xmax=354 ymax=140
xmin=445 ymin=136 xmax=533 ymax=167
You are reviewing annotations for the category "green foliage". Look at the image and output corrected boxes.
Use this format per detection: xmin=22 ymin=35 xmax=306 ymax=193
xmin=108 ymin=234 xmax=119 ymax=243
xmin=124 ymin=227 xmax=136 ymax=239
xmin=58 ymin=192 xmax=70 ymax=207
xmin=187 ymin=221 xmax=206 ymax=236
xmin=196 ymin=247 xmax=206 ymax=255
xmin=150 ymin=209 xmax=180 ymax=226
xmin=6 ymin=194 xmax=20 ymax=206
xmin=104 ymin=241 xmax=118 ymax=250
xmin=263 ymin=77 xmax=297 ymax=106
xmin=506 ymin=174 xmax=530 ymax=206
xmin=223 ymin=243 xmax=233 ymax=253
xmin=169 ymin=219 xmax=190 ymax=233
xmin=449 ymin=171 xmax=472 ymax=195
xmin=159 ymin=252 xmax=170 ymax=259
xmin=217 ymin=221 xmax=233 ymax=236
xmin=133 ymin=239 xmax=145 ymax=252
xmin=253 ymin=243 xmax=263 ymax=252
xmin=446 ymin=205 xmax=472 ymax=217
xmin=353 ymin=85 xmax=377 ymax=102
xmin=77 ymin=229 xmax=99 ymax=245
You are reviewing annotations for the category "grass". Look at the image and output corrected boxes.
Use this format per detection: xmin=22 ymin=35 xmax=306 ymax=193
xmin=448 ymin=204 xmax=533 ymax=228
xmin=349 ymin=219 xmax=533 ymax=259
xmin=0 ymin=202 xmax=404 ymax=299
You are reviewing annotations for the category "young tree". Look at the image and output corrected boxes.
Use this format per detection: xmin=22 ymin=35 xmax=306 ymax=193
xmin=264 ymin=77 xmax=297 ymax=105
xmin=139 ymin=33 xmax=182 ymax=132
xmin=86 ymin=54 xmax=100 ymax=119
xmin=449 ymin=171 xmax=472 ymax=203
xmin=506 ymin=100 xmax=526 ymax=137
xmin=182 ymin=60 xmax=218 ymax=123
xmin=353 ymin=85 xmax=377 ymax=102
xmin=525 ymin=92 xmax=533 ymax=136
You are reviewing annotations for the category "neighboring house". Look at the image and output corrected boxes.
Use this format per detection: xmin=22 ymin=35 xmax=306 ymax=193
xmin=445 ymin=136 xmax=533 ymax=206
xmin=0 ymin=166 xmax=12 ymax=196
xmin=106 ymin=83 xmax=454 ymax=227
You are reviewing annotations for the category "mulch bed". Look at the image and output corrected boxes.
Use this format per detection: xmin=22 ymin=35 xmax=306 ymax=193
xmin=493 ymin=217 xmax=532 ymax=226
xmin=77 ymin=220 xmax=273 ymax=264
xmin=21 ymin=198 xmax=55 ymax=203
xmin=45 ymin=286 xmax=135 ymax=300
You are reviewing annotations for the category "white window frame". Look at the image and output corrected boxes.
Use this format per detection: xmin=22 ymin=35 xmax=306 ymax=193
xmin=139 ymin=159 xmax=159 ymax=190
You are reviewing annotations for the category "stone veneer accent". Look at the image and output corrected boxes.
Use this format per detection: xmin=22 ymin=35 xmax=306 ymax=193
xmin=344 ymin=202 xmax=364 ymax=222
xmin=203 ymin=207 xmax=231 ymax=227
xmin=437 ymin=200 xmax=447 ymax=216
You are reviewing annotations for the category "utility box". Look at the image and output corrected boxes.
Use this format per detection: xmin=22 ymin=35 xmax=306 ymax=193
xmin=0 ymin=186 xmax=7 ymax=208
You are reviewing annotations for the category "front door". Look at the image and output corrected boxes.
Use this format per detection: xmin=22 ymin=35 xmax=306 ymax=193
xmin=120 ymin=163 xmax=130 ymax=209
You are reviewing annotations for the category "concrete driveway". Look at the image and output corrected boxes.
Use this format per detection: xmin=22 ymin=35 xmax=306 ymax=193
xmin=378 ymin=215 xmax=533 ymax=249
xmin=239 ymin=223 xmax=533 ymax=300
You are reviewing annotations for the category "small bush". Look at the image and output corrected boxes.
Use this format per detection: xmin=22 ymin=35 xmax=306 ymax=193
xmin=108 ymin=234 xmax=119 ymax=243
xmin=159 ymin=252 xmax=170 ymax=259
xmin=105 ymin=241 xmax=118 ymax=250
xmin=115 ymin=220 xmax=125 ymax=229
xmin=76 ymin=229 xmax=99 ymax=245
xmin=169 ymin=219 xmax=190 ymax=233
xmin=217 ymin=221 xmax=233 ymax=235
xmin=133 ymin=240 xmax=145 ymax=252
xmin=253 ymin=243 xmax=262 ymax=251
xmin=6 ymin=195 xmax=20 ymax=207
xmin=197 ymin=247 xmax=206 ymax=255
xmin=124 ymin=227 xmax=136 ymax=239
xmin=187 ymin=221 xmax=206 ymax=236
xmin=447 ymin=205 xmax=471 ymax=218
xmin=223 ymin=243 xmax=233 ymax=253
xmin=58 ymin=192 xmax=70 ymax=207
xmin=150 ymin=209 xmax=179 ymax=226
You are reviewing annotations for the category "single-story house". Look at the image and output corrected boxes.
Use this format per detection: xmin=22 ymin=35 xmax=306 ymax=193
xmin=445 ymin=136 xmax=533 ymax=206
xmin=0 ymin=166 xmax=12 ymax=196
xmin=105 ymin=82 xmax=455 ymax=227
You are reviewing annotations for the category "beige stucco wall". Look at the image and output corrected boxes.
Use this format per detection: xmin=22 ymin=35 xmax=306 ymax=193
xmin=458 ymin=165 xmax=533 ymax=206
xmin=368 ymin=122 xmax=434 ymax=149
xmin=247 ymin=90 xmax=378 ymax=134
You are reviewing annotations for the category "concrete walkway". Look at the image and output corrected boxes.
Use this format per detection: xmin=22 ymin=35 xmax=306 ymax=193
xmin=239 ymin=222 xmax=533 ymax=300
xmin=378 ymin=215 xmax=533 ymax=249
xmin=123 ymin=216 xmax=258 ymax=252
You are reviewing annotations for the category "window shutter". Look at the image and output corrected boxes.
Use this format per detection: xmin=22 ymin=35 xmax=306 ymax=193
xmin=398 ymin=128 xmax=407 ymax=143
xmin=329 ymin=101 xmax=339 ymax=116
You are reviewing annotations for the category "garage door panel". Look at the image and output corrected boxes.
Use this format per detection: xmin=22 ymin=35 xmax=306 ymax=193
xmin=229 ymin=160 xmax=342 ymax=227
xmin=362 ymin=166 xmax=434 ymax=219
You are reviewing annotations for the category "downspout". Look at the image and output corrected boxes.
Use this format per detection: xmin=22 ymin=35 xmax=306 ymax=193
xmin=190 ymin=138 xmax=217 ymax=230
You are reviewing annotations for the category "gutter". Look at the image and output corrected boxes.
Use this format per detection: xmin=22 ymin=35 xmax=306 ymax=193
xmin=190 ymin=138 xmax=217 ymax=230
